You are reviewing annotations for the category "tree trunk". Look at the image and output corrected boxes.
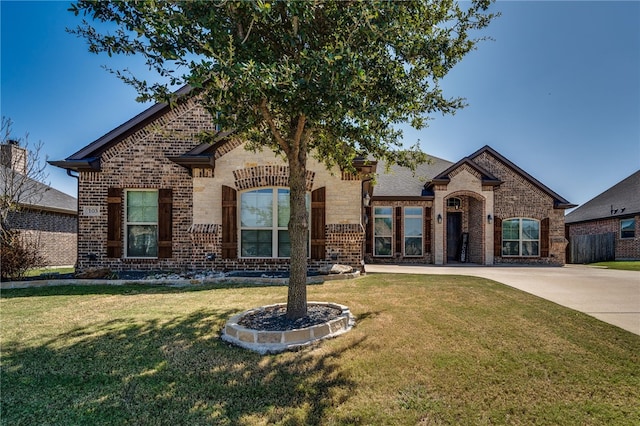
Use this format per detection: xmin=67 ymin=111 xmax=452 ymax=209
xmin=286 ymin=148 xmax=309 ymax=319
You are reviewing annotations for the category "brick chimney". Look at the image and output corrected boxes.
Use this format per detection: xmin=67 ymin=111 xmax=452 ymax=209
xmin=0 ymin=140 xmax=27 ymax=174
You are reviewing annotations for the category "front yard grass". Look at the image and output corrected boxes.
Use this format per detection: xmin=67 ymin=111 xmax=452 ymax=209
xmin=590 ymin=261 xmax=640 ymax=271
xmin=2 ymin=274 xmax=639 ymax=425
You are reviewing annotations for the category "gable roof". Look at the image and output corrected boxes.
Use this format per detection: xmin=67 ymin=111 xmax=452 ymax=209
xmin=565 ymin=170 xmax=640 ymax=224
xmin=468 ymin=145 xmax=576 ymax=209
xmin=1 ymin=166 xmax=77 ymax=214
xmin=427 ymin=157 xmax=503 ymax=187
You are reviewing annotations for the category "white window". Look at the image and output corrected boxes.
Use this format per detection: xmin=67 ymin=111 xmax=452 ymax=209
xmin=621 ymin=218 xmax=635 ymax=239
xmin=239 ymin=188 xmax=309 ymax=258
xmin=125 ymin=190 xmax=158 ymax=258
xmin=447 ymin=197 xmax=461 ymax=209
xmin=374 ymin=206 xmax=393 ymax=256
xmin=404 ymin=207 xmax=423 ymax=256
xmin=502 ymin=218 xmax=539 ymax=257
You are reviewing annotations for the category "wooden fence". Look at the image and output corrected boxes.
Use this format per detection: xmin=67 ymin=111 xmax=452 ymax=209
xmin=569 ymin=232 xmax=615 ymax=264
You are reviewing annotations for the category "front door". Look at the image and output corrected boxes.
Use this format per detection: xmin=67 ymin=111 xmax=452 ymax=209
xmin=447 ymin=212 xmax=462 ymax=262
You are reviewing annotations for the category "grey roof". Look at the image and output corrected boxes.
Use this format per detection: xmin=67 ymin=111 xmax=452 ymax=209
xmin=373 ymin=155 xmax=453 ymax=197
xmin=565 ymin=170 xmax=640 ymax=224
xmin=1 ymin=166 xmax=77 ymax=214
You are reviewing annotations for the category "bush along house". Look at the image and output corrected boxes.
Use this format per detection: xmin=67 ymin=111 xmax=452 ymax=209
xmin=50 ymin=94 xmax=575 ymax=274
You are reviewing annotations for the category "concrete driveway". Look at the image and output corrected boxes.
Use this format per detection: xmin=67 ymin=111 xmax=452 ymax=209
xmin=364 ymin=264 xmax=640 ymax=336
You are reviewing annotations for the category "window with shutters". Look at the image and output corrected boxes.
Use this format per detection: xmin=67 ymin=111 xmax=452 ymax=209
xmin=373 ymin=206 xmax=393 ymax=256
xmin=502 ymin=218 xmax=539 ymax=257
xmin=239 ymin=188 xmax=309 ymax=258
xmin=125 ymin=190 xmax=158 ymax=258
xmin=404 ymin=207 xmax=423 ymax=256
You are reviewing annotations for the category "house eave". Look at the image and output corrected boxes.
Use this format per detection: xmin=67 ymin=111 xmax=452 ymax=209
xmin=167 ymin=155 xmax=215 ymax=170
xmin=48 ymin=158 xmax=101 ymax=172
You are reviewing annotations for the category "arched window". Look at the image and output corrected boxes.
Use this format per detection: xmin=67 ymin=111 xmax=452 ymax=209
xmin=239 ymin=188 xmax=309 ymax=258
xmin=502 ymin=218 xmax=540 ymax=257
xmin=447 ymin=197 xmax=462 ymax=209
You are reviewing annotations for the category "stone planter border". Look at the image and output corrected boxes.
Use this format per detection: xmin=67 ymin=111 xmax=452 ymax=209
xmin=221 ymin=302 xmax=355 ymax=354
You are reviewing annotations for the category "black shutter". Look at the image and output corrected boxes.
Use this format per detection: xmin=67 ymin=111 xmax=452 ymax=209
xmin=311 ymin=187 xmax=326 ymax=260
xmin=107 ymin=188 xmax=122 ymax=258
xmin=540 ymin=217 xmax=550 ymax=257
xmin=424 ymin=207 xmax=432 ymax=254
xmin=158 ymin=188 xmax=173 ymax=258
xmin=494 ymin=217 xmax=502 ymax=257
xmin=221 ymin=185 xmax=237 ymax=259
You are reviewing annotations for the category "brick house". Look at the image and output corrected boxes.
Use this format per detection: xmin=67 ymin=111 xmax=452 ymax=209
xmin=50 ymin=94 xmax=575 ymax=273
xmin=2 ymin=142 xmax=77 ymax=267
xmin=367 ymin=146 xmax=575 ymax=266
xmin=565 ymin=170 xmax=640 ymax=262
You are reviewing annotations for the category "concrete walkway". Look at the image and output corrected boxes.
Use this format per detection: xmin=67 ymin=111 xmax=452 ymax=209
xmin=364 ymin=264 xmax=640 ymax=336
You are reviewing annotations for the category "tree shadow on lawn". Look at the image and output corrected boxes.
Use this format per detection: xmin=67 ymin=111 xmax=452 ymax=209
xmin=2 ymin=309 xmax=362 ymax=425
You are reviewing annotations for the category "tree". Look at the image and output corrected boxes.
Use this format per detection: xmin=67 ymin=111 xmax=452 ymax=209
xmin=69 ymin=0 xmax=497 ymax=319
xmin=0 ymin=117 xmax=49 ymax=279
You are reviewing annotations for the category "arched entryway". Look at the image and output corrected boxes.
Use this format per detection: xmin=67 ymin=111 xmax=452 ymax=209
xmin=443 ymin=192 xmax=486 ymax=264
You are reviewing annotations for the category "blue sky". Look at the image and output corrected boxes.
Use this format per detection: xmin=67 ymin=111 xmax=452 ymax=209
xmin=2 ymin=1 xmax=639 ymax=209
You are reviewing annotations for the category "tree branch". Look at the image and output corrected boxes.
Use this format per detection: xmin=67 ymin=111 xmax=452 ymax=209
xmin=259 ymin=98 xmax=289 ymax=155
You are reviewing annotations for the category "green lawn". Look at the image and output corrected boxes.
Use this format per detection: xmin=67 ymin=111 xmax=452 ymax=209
xmin=2 ymin=274 xmax=639 ymax=425
xmin=590 ymin=261 xmax=640 ymax=271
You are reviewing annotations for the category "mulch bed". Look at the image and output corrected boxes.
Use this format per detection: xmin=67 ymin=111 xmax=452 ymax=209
xmin=238 ymin=304 xmax=342 ymax=331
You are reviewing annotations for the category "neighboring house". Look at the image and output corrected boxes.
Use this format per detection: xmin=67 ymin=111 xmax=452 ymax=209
xmin=1 ymin=142 xmax=78 ymax=267
xmin=565 ymin=170 xmax=640 ymax=263
xmin=50 ymin=94 xmax=575 ymax=273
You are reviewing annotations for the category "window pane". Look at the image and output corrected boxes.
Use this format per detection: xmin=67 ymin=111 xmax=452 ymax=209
xmin=375 ymin=237 xmax=392 ymax=256
xmin=502 ymin=219 xmax=520 ymax=240
xmin=522 ymin=219 xmax=539 ymax=240
xmin=127 ymin=191 xmax=157 ymax=222
xmin=127 ymin=225 xmax=157 ymax=257
xmin=241 ymin=230 xmax=272 ymax=257
xmin=278 ymin=230 xmax=291 ymax=257
xmin=241 ymin=189 xmax=273 ymax=227
xmin=502 ymin=241 xmax=519 ymax=256
xmin=405 ymin=207 xmax=422 ymax=216
xmin=374 ymin=217 xmax=392 ymax=236
xmin=405 ymin=217 xmax=422 ymax=237
xmin=405 ymin=237 xmax=423 ymax=256
xmin=621 ymin=219 xmax=635 ymax=238
xmin=277 ymin=189 xmax=290 ymax=227
xmin=522 ymin=241 xmax=539 ymax=256
xmin=374 ymin=207 xmax=392 ymax=216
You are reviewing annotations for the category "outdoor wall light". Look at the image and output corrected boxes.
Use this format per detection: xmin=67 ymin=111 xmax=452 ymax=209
xmin=437 ymin=214 xmax=442 ymax=224
xmin=487 ymin=214 xmax=493 ymax=224
xmin=363 ymin=192 xmax=371 ymax=207
xmin=205 ymin=253 xmax=216 ymax=261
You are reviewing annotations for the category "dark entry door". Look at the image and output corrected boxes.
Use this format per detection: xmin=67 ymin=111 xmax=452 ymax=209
xmin=447 ymin=212 xmax=462 ymax=262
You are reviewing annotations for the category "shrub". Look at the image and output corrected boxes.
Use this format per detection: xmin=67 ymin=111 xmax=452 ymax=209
xmin=1 ymin=230 xmax=45 ymax=280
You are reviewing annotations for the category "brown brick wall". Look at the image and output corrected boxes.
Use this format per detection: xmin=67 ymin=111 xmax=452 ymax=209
xmin=472 ymin=152 xmax=567 ymax=265
xmin=567 ymin=215 xmax=640 ymax=260
xmin=366 ymin=200 xmax=434 ymax=264
xmin=76 ymin=99 xmax=366 ymax=273
xmin=6 ymin=209 xmax=77 ymax=266
xmin=77 ymin=100 xmax=214 ymax=272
